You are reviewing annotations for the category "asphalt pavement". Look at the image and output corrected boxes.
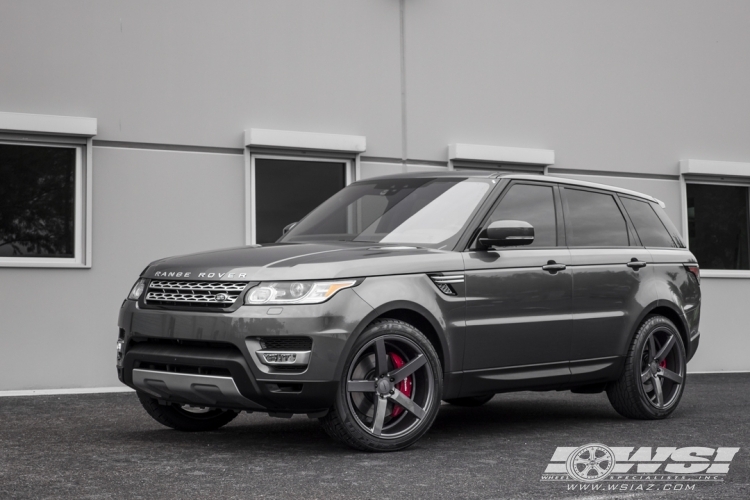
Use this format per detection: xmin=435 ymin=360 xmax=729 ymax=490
xmin=1 ymin=373 xmax=748 ymax=500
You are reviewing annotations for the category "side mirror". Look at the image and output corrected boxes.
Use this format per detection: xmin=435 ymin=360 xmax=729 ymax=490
xmin=478 ymin=220 xmax=534 ymax=248
xmin=282 ymin=222 xmax=298 ymax=235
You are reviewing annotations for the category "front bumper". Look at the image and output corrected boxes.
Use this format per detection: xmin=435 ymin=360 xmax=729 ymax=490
xmin=117 ymin=289 xmax=373 ymax=414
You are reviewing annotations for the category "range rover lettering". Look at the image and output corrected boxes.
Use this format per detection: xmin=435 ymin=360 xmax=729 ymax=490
xmin=117 ymin=172 xmax=701 ymax=452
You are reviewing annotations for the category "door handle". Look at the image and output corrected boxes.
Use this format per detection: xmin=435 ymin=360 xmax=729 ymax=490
xmin=627 ymin=259 xmax=647 ymax=269
xmin=542 ymin=261 xmax=567 ymax=273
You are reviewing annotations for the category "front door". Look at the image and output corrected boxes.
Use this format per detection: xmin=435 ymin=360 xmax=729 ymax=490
xmin=462 ymin=181 xmax=573 ymax=395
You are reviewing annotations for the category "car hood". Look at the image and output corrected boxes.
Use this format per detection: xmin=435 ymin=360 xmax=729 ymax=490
xmin=143 ymin=242 xmax=463 ymax=281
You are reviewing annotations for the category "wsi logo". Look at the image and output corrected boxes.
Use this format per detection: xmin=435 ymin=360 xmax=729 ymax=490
xmin=542 ymin=444 xmax=740 ymax=483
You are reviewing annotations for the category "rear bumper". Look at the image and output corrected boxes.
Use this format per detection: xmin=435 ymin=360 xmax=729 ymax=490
xmin=117 ymin=289 xmax=373 ymax=413
xmin=687 ymin=330 xmax=700 ymax=363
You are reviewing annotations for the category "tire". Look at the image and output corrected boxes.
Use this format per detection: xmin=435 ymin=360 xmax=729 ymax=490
xmin=137 ymin=391 xmax=239 ymax=431
xmin=444 ymin=394 xmax=494 ymax=407
xmin=607 ymin=315 xmax=687 ymax=420
xmin=320 ymin=319 xmax=443 ymax=452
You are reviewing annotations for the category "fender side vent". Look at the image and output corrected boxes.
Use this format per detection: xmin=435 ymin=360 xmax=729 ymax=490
xmin=429 ymin=274 xmax=464 ymax=296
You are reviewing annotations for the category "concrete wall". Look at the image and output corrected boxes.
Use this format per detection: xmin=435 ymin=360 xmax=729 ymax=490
xmin=404 ymin=0 xmax=750 ymax=171
xmin=0 ymin=0 xmax=403 ymax=156
xmin=1 ymin=1 xmax=749 ymax=389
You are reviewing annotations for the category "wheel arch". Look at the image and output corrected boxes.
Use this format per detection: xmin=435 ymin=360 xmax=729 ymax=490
xmin=333 ymin=300 xmax=450 ymax=383
xmin=630 ymin=300 xmax=690 ymax=360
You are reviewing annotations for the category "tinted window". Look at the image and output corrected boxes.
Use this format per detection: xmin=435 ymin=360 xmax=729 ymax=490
xmin=0 ymin=144 xmax=76 ymax=257
xmin=255 ymin=159 xmax=346 ymax=244
xmin=687 ymin=183 xmax=749 ymax=270
xmin=486 ymin=183 xmax=557 ymax=247
xmin=621 ymin=197 xmax=676 ymax=248
xmin=564 ymin=189 xmax=629 ymax=247
xmin=652 ymin=203 xmax=685 ymax=247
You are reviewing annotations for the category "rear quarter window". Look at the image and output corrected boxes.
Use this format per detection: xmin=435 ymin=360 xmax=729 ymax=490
xmin=621 ymin=197 xmax=677 ymax=248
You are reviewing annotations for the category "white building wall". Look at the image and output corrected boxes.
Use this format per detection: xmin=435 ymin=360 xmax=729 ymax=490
xmin=404 ymin=0 xmax=750 ymax=171
xmin=0 ymin=1 xmax=404 ymax=156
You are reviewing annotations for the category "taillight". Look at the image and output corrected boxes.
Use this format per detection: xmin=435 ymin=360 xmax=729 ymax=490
xmin=684 ymin=264 xmax=700 ymax=284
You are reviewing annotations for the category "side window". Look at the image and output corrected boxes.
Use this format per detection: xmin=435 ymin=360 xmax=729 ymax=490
xmin=621 ymin=197 xmax=676 ymax=248
xmin=564 ymin=188 xmax=629 ymax=247
xmin=487 ymin=183 xmax=557 ymax=247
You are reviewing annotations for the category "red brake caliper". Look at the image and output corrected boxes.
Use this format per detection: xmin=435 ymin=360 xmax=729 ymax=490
xmin=659 ymin=358 xmax=667 ymax=369
xmin=389 ymin=352 xmax=413 ymax=417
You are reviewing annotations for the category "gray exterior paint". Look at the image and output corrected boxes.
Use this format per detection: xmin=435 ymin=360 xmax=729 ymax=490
xmin=0 ymin=0 xmax=748 ymax=390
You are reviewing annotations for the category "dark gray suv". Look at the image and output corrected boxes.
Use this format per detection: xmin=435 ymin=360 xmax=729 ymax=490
xmin=117 ymin=172 xmax=700 ymax=451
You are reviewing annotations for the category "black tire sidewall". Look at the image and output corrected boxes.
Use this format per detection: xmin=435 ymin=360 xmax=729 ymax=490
xmin=331 ymin=319 xmax=443 ymax=451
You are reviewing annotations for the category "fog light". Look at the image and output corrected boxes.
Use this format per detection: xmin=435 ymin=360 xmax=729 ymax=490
xmin=257 ymin=350 xmax=311 ymax=366
xmin=263 ymin=353 xmax=297 ymax=364
xmin=116 ymin=339 xmax=124 ymax=361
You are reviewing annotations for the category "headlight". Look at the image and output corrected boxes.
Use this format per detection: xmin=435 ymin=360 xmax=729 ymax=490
xmin=245 ymin=280 xmax=357 ymax=305
xmin=128 ymin=278 xmax=148 ymax=300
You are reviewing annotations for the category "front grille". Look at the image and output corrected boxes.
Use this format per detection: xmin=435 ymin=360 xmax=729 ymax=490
xmin=145 ymin=280 xmax=249 ymax=307
xmin=258 ymin=337 xmax=312 ymax=351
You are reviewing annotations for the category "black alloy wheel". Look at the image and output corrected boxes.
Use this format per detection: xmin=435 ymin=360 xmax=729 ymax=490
xmin=607 ymin=315 xmax=687 ymax=419
xmin=320 ymin=319 xmax=442 ymax=451
xmin=639 ymin=325 xmax=686 ymax=409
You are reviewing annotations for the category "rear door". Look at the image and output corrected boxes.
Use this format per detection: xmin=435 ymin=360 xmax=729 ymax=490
xmin=562 ymin=187 xmax=655 ymax=384
xmin=462 ymin=181 xmax=573 ymax=394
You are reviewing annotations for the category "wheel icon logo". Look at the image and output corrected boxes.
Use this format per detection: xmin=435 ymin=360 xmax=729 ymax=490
xmin=566 ymin=444 xmax=616 ymax=482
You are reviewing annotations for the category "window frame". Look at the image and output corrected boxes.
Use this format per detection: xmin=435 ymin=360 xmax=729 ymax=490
xmin=245 ymin=152 xmax=357 ymax=245
xmin=0 ymin=137 xmax=92 ymax=268
xmin=679 ymin=159 xmax=750 ymax=278
xmin=683 ymin=178 xmax=750 ymax=277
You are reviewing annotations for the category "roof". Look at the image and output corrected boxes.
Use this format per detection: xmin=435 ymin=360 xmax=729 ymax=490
xmin=357 ymin=171 xmax=665 ymax=207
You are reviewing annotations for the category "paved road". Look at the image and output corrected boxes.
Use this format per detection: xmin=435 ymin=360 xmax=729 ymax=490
xmin=1 ymin=374 xmax=748 ymax=499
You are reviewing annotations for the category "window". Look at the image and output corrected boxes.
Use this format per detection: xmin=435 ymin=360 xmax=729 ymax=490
xmin=0 ymin=142 xmax=88 ymax=266
xmin=254 ymin=158 xmax=346 ymax=244
xmin=0 ymin=111 xmax=95 ymax=267
xmin=282 ymin=178 xmax=492 ymax=249
xmin=244 ymin=128 xmax=365 ymax=245
xmin=564 ymin=188 xmax=629 ymax=247
xmin=687 ymin=184 xmax=749 ymax=270
xmin=621 ymin=197 xmax=676 ymax=248
xmin=487 ymin=183 xmax=557 ymax=247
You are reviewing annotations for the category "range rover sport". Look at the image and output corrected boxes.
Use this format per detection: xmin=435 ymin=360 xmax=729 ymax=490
xmin=117 ymin=172 xmax=701 ymax=452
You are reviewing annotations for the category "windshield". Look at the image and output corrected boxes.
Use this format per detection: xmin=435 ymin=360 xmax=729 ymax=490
xmin=281 ymin=177 xmax=493 ymax=249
